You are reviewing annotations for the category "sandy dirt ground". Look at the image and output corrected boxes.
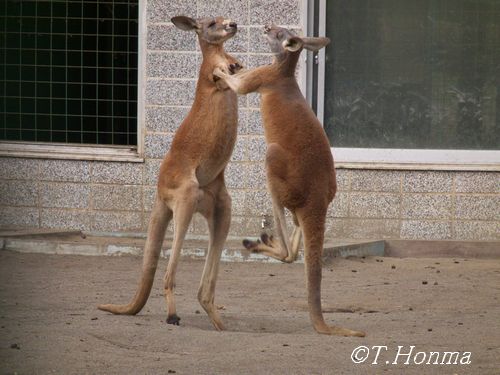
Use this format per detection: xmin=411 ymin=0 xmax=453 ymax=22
xmin=0 ymin=250 xmax=499 ymax=374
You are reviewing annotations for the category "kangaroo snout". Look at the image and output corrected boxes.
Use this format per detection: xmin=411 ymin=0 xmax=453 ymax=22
xmin=223 ymin=19 xmax=237 ymax=30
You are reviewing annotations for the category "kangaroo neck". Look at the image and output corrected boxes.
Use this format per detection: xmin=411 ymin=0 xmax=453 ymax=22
xmin=273 ymin=51 xmax=300 ymax=77
xmin=192 ymin=39 xmax=228 ymax=96
xmin=199 ymin=37 xmax=225 ymax=60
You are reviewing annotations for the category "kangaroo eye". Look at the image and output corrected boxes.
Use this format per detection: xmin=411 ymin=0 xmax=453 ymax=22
xmin=209 ymin=21 xmax=216 ymax=27
xmin=277 ymin=31 xmax=283 ymax=38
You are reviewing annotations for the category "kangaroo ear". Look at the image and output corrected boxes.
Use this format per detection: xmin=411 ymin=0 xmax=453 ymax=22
xmin=171 ymin=16 xmax=199 ymax=31
xmin=282 ymin=36 xmax=303 ymax=52
xmin=301 ymin=37 xmax=330 ymax=51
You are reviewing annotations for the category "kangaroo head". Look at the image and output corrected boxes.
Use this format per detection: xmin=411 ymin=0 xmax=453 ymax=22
xmin=171 ymin=16 xmax=237 ymax=45
xmin=263 ymin=25 xmax=330 ymax=56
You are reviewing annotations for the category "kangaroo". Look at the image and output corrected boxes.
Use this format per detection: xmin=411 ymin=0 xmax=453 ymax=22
xmin=213 ymin=25 xmax=365 ymax=336
xmin=98 ymin=16 xmax=243 ymax=331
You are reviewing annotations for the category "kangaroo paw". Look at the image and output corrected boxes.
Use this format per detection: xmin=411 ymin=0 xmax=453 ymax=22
xmin=229 ymin=63 xmax=241 ymax=74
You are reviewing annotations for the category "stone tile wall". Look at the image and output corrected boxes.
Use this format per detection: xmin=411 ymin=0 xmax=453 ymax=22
xmin=0 ymin=0 xmax=498 ymax=242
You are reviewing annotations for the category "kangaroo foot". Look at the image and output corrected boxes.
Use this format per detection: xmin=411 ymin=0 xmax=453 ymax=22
xmin=242 ymin=237 xmax=261 ymax=250
xmin=260 ymin=232 xmax=274 ymax=246
xmin=166 ymin=314 xmax=181 ymax=326
xmin=316 ymin=324 xmax=365 ymax=337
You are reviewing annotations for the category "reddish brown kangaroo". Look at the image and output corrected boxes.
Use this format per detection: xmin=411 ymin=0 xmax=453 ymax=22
xmin=98 ymin=16 xmax=243 ymax=331
xmin=214 ymin=25 xmax=365 ymax=336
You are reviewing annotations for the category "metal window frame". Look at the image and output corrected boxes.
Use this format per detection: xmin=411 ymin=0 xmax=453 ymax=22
xmin=310 ymin=0 xmax=500 ymax=171
xmin=0 ymin=0 xmax=145 ymax=163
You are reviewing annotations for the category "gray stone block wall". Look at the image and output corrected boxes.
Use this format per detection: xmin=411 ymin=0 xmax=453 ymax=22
xmin=0 ymin=0 xmax=499 ymax=243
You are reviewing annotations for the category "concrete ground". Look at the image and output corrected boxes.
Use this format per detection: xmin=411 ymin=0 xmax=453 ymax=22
xmin=0 ymin=249 xmax=499 ymax=374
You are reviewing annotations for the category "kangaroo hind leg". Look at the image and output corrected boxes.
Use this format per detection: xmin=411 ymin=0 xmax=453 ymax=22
xmin=243 ymin=143 xmax=302 ymax=263
xmin=98 ymin=197 xmax=172 ymax=315
xmin=197 ymin=174 xmax=231 ymax=331
xmin=163 ymin=182 xmax=201 ymax=325
xmin=299 ymin=210 xmax=365 ymax=337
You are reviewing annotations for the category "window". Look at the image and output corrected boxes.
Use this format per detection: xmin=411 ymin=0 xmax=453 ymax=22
xmin=318 ymin=0 xmax=500 ymax=168
xmin=1 ymin=0 xmax=139 ymax=146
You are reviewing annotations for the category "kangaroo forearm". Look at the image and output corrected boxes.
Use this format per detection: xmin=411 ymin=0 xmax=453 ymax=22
xmin=231 ymin=67 xmax=267 ymax=94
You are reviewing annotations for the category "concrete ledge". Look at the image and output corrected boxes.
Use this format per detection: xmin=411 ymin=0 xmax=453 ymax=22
xmin=385 ymin=240 xmax=500 ymax=259
xmin=0 ymin=232 xmax=385 ymax=263
xmin=323 ymin=240 xmax=385 ymax=265
xmin=0 ymin=229 xmax=82 ymax=237
xmin=1 ymin=231 xmax=498 ymax=261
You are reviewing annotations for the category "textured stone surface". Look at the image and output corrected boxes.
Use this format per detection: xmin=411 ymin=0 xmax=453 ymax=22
xmin=248 ymin=27 xmax=273 ymax=53
xmin=343 ymin=219 xmax=400 ymax=239
xmin=349 ymin=193 xmax=401 ymax=218
xmin=228 ymin=189 xmax=246 ymax=216
xmin=222 ymin=26 xmax=249 ymax=53
xmin=0 ymin=207 xmax=39 ymax=228
xmin=227 ymin=215 xmax=263 ymax=237
xmin=455 ymin=172 xmax=499 ymax=193
xmin=190 ymin=213 xmax=209 ymax=235
xmin=402 ymin=194 xmax=453 ymax=219
xmin=351 ymin=170 xmax=401 ymax=192
xmin=147 ymin=0 xmax=197 ymax=23
xmin=39 ymin=160 xmax=91 ymax=183
xmin=144 ymin=134 xmax=174 ymax=159
xmin=0 ymin=158 xmax=39 ymax=180
xmin=40 ymin=209 xmax=92 ymax=231
xmin=146 ymin=79 xmax=197 ymax=106
xmin=92 ymin=185 xmax=142 ymax=211
xmin=324 ymin=218 xmax=346 ymax=238
xmin=335 ymin=169 xmax=350 ymax=191
xmin=455 ymin=195 xmax=499 ymax=220
xmin=143 ymin=186 xmax=157 ymax=211
xmin=250 ymin=0 xmax=301 ymax=26
xmin=244 ymin=190 xmax=273 ymax=216
xmin=147 ymin=25 xmax=197 ymax=51
xmin=92 ymin=162 xmax=143 ymax=185
xmin=92 ymin=211 xmax=143 ymax=232
xmin=245 ymin=136 xmax=267 ymax=161
xmin=230 ymin=137 xmax=247 ymax=162
xmin=146 ymin=106 xmax=189 ymax=133
xmin=242 ymin=161 xmax=267 ymax=190
xmin=39 ymin=183 xmax=90 ymax=209
xmin=240 ymin=109 xmax=264 ymax=135
xmin=225 ymin=162 xmax=247 ymax=189
xmin=143 ymin=158 xmax=162 ymax=186
xmin=147 ymin=52 xmax=199 ymax=79
xmin=247 ymin=52 xmax=274 ymax=68
xmin=0 ymin=181 xmax=38 ymax=207
xmin=247 ymin=92 xmax=261 ymax=108
xmin=197 ymin=0 xmax=249 ymax=23
xmin=401 ymin=220 xmax=452 ymax=240
xmin=327 ymin=192 xmax=349 ymax=218
xmin=143 ymin=210 xmax=175 ymax=234
xmin=454 ymin=221 xmax=499 ymax=241
xmin=403 ymin=171 xmax=453 ymax=192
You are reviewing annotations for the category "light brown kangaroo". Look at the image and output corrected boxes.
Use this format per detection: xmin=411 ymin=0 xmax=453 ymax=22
xmin=214 ymin=25 xmax=365 ymax=336
xmin=98 ymin=16 xmax=243 ymax=331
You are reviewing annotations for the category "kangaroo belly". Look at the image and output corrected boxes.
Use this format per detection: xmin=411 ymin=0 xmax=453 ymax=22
xmin=195 ymin=92 xmax=238 ymax=186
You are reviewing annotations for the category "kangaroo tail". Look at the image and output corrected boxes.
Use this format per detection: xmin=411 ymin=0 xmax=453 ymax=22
xmin=98 ymin=198 xmax=172 ymax=315
xmin=298 ymin=212 xmax=330 ymax=333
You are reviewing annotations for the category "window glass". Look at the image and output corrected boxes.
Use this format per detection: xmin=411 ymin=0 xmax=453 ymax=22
xmin=0 ymin=0 xmax=138 ymax=146
xmin=324 ymin=0 xmax=500 ymax=150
